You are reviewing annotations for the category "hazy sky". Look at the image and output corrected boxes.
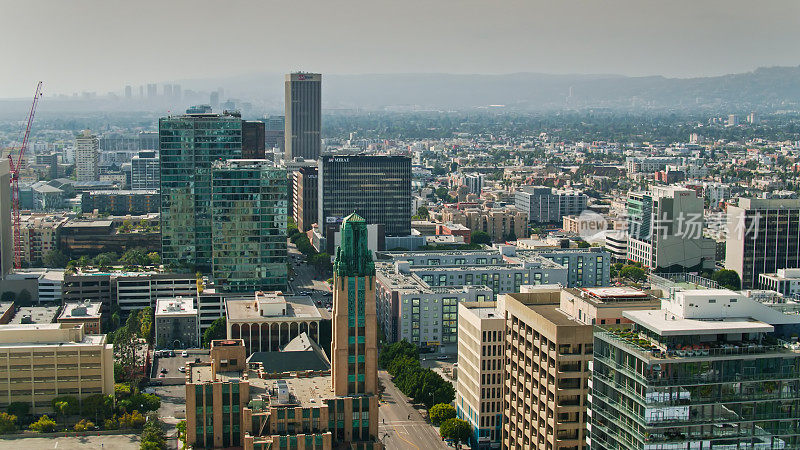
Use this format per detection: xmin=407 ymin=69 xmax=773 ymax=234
xmin=1 ymin=0 xmax=798 ymax=97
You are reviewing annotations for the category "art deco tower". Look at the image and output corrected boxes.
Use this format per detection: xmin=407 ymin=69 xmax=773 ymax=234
xmin=329 ymin=213 xmax=381 ymax=447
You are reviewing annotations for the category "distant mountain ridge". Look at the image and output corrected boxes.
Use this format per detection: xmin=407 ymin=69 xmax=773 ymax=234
xmin=4 ymin=65 xmax=800 ymax=114
xmin=177 ymin=65 xmax=800 ymax=111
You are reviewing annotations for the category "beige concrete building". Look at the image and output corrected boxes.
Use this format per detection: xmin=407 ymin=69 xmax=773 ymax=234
xmin=226 ymin=291 xmax=322 ymax=354
xmin=57 ymin=301 xmax=103 ymax=334
xmin=19 ymin=213 xmax=68 ymax=266
xmin=499 ymin=289 xmax=591 ymax=450
xmin=558 ymin=286 xmax=660 ymax=326
xmin=441 ymin=207 xmax=528 ymax=242
xmin=457 ymin=301 xmax=505 ymax=447
xmin=0 ymin=323 xmax=114 ymax=413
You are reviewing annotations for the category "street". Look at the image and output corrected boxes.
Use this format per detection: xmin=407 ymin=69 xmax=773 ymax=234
xmin=378 ymin=370 xmax=450 ymax=450
xmin=288 ymin=242 xmax=332 ymax=320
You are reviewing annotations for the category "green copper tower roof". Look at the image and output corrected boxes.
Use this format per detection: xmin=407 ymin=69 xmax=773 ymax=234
xmin=333 ymin=213 xmax=375 ymax=277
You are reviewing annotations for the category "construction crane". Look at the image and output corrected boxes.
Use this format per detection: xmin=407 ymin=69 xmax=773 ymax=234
xmin=9 ymin=82 xmax=43 ymax=269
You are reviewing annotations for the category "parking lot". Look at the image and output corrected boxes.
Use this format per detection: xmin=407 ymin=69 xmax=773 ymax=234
xmin=144 ymin=384 xmax=188 ymax=421
xmin=0 ymin=434 xmax=143 ymax=449
xmin=151 ymin=349 xmax=209 ymax=383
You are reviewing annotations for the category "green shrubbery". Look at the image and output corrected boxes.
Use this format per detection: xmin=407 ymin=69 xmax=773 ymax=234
xmin=380 ymin=341 xmax=455 ymax=409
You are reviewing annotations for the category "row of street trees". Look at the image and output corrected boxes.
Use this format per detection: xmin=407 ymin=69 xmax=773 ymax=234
xmin=379 ymin=341 xmax=455 ymax=409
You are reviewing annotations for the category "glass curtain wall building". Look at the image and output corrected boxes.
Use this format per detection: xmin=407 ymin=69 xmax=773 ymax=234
xmin=211 ymin=159 xmax=287 ymax=292
xmin=159 ymin=110 xmax=243 ymax=272
xmin=588 ymin=289 xmax=800 ymax=450
xmin=318 ymin=155 xmax=411 ymax=236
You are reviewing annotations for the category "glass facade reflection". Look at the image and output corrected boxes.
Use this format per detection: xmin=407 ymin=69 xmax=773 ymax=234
xmin=211 ymin=160 xmax=287 ymax=292
xmin=159 ymin=111 xmax=243 ymax=272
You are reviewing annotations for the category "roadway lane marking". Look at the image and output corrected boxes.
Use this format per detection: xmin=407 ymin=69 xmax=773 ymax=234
xmin=393 ymin=425 xmax=420 ymax=450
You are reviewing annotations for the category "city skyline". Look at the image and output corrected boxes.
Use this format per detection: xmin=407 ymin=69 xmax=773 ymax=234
xmin=1 ymin=0 xmax=800 ymax=98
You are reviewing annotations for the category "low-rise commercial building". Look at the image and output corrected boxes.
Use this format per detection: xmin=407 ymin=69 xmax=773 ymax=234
xmin=155 ymin=297 xmax=200 ymax=349
xmin=0 ymin=323 xmax=114 ymax=414
xmin=58 ymin=301 xmax=102 ymax=334
xmin=81 ymin=190 xmax=160 ymax=215
xmin=225 ymin=291 xmax=322 ymax=354
xmin=759 ymin=268 xmax=800 ymax=297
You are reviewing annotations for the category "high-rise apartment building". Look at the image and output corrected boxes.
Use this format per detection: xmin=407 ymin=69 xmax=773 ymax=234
xmin=627 ymin=186 xmax=715 ymax=272
xmin=211 ymin=159 xmax=287 ymax=292
xmin=499 ymin=289 xmax=592 ymax=450
xmin=726 ymin=197 xmax=800 ymax=288
xmin=319 ymin=155 xmax=411 ymax=236
xmin=285 ymin=73 xmax=321 ymax=161
xmin=293 ymin=165 xmax=318 ymax=232
xmin=159 ymin=109 xmax=243 ymax=272
xmin=457 ymin=302 xmax=505 ymax=447
xmin=589 ymin=289 xmax=800 ymax=449
xmin=515 ymin=186 xmax=587 ymax=224
xmin=130 ymin=150 xmax=160 ymax=190
xmin=75 ymin=130 xmax=100 ymax=182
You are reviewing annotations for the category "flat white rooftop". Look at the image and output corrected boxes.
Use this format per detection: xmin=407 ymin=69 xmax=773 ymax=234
xmin=623 ymin=309 xmax=774 ymax=336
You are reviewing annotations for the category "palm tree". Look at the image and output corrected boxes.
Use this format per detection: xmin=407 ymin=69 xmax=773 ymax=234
xmin=55 ymin=401 xmax=68 ymax=429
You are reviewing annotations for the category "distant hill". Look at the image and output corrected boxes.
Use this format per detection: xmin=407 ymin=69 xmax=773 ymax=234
xmin=4 ymin=65 xmax=800 ymax=115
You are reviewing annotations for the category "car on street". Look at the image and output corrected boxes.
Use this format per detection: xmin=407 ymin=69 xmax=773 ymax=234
xmin=158 ymin=373 xmax=165 ymax=378
xmin=181 ymin=350 xmax=189 ymax=357
xmin=179 ymin=366 xmax=186 ymax=373
xmin=160 ymin=368 xmax=168 ymax=373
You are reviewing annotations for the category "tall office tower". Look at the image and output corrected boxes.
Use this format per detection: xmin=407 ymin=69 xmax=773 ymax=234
xmin=726 ymin=197 xmax=800 ymax=288
xmin=293 ymin=165 xmax=318 ymax=232
xmin=627 ymin=185 xmax=715 ymax=272
xmin=209 ymin=91 xmax=219 ymax=108
xmin=284 ymin=72 xmax=321 ymax=161
xmin=75 ymin=130 xmax=100 ymax=181
xmin=130 ymin=150 xmax=160 ymax=190
xmin=124 ymin=85 xmax=132 ymax=99
xmin=515 ymin=186 xmax=588 ymax=223
xmin=319 ymin=155 xmax=411 ymax=236
xmin=264 ymin=115 xmax=285 ymax=154
xmin=589 ymin=289 xmax=800 ymax=449
xmin=172 ymin=84 xmax=181 ymax=100
xmin=329 ymin=214 xmax=381 ymax=445
xmin=159 ymin=109 xmax=243 ymax=272
xmin=241 ymin=120 xmax=266 ymax=159
xmin=0 ymin=160 xmax=10 ymax=278
xmin=164 ymin=84 xmax=173 ymax=98
xmin=147 ymin=83 xmax=157 ymax=98
xmin=727 ymin=114 xmax=739 ymax=127
xmin=139 ymin=85 xmax=144 ymax=98
xmin=211 ymin=160 xmax=287 ymax=292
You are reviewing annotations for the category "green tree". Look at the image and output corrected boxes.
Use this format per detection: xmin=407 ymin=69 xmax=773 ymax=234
xmin=0 ymin=292 xmax=13 ymax=303
xmin=43 ymin=250 xmax=69 ymax=268
xmin=29 ymin=415 xmax=57 ymax=433
xmin=0 ymin=412 xmax=16 ymax=434
xmin=712 ymin=269 xmax=741 ymax=290
xmin=619 ymin=265 xmax=646 ymax=282
xmin=121 ymin=248 xmax=149 ymax=268
xmin=470 ymin=231 xmax=492 ymax=245
xmin=94 ymin=252 xmax=118 ymax=270
xmin=6 ymin=402 xmax=29 ymax=418
xmin=54 ymin=400 xmax=69 ymax=427
xmin=439 ymin=418 xmax=471 ymax=446
xmin=176 ymin=420 xmax=188 ymax=450
xmin=139 ymin=307 xmax=154 ymax=344
xmin=203 ymin=318 xmax=226 ymax=347
xmin=74 ymin=419 xmax=95 ymax=432
xmin=429 ymin=403 xmax=456 ymax=426
xmin=140 ymin=415 xmax=167 ymax=450
xmin=412 ymin=206 xmax=430 ymax=220
xmin=147 ymin=252 xmax=161 ymax=266
xmin=17 ymin=289 xmax=32 ymax=306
